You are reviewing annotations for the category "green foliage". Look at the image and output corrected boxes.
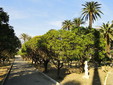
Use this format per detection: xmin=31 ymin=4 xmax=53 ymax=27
xmin=0 ymin=8 xmax=21 ymax=59
xmin=100 ymin=22 xmax=113 ymax=41
xmin=21 ymin=36 xmax=41 ymax=57
xmin=0 ymin=8 xmax=9 ymax=24
xmin=21 ymin=35 xmax=50 ymax=61
xmin=41 ymin=28 xmax=95 ymax=62
xmin=20 ymin=33 xmax=32 ymax=43
xmin=71 ymin=27 xmax=95 ymax=61
xmin=20 ymin=1 xmax=110 ymax=76
xmin=22 ymin=27 xmax=106 ymax=64
xmin=42 ymin=29 xmax=72 ymax=60
xmin=90 ymin=29 xmax=106 ymax=63
xmin=62 ymin=20 xmax=73 ymax=30
xmin=81 ymin=1 xmax=103 ymax=28
xmin=99 ymin=21 xmax=113 ymax=58
xmin=73 ymin=17 xmax=85 ymax=27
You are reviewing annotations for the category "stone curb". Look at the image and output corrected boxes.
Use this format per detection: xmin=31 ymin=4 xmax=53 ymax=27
xmin=104 ymin=70 xmax=112 ymax=85
xmin=1 ymin=59 xmax=14 ymax=85
xmin=37 ymin=69 xmax=61 ymax=85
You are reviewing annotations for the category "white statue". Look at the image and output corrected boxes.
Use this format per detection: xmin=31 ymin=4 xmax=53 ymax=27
xmin=83 ymin=61 xmax=89 ymax=79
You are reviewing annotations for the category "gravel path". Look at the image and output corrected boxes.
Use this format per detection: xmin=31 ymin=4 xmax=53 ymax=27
xmin=4 ymin=55 xmax=57 ymax=85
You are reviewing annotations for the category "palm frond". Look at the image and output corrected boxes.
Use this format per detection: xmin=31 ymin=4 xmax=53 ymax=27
xmin=81 ymin=1 xmax=103 ymax=28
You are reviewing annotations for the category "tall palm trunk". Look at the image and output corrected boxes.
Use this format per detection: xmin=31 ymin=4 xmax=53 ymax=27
xmin=89 ymin=12 xmax=93 ymax=28
xmin=68 ymin=26 xmax=70 ymax=30
xmin=106 ymin=35 xmax=110 ymax=57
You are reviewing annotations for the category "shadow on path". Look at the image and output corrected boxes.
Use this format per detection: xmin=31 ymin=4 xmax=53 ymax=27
xmin=63 ymin=80 xmax=81 ymax=85
xmin=92 ymin=67 xmax=101 ymax=85
xmin=4 ymin=70 xmax=55 ymax=85
xmin=4 ymin=55 xmax=57 ymax=85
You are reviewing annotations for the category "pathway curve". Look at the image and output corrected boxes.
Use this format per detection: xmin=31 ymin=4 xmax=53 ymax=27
xmin=4 ymin=55 xmax=57 ymax=85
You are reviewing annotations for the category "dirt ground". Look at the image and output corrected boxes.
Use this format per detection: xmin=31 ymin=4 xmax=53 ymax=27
xmin=0 ymin=59 xmax=14 ymax=85
xmin=35 ymin=64 xmax=112 ymax=85
xmin=22 ymin=58 xmax=113 ymax=85
xmin=60 ymin=66 xmax=111 ymax=85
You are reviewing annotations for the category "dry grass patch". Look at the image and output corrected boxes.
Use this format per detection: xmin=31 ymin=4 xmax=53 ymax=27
xmin=0 ymin=65 xmax=11 ymax=84
xmin=61 ymin=66 xmax=112 ymax=85
xmin=0 ymin=59 xmax=14 ymax=84
xmin=33 ymin=62 xmax=113 ymax=85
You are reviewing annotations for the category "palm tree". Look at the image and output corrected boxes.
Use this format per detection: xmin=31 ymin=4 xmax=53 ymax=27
xmin=62 ymin=20 xmax=73 ymax=30
xmin=81 ymin=1 xmax=103 ymax=28
xmin=20 ymin=33 xmax=31 ymax=43
xmin=100 ymin=21 xmax=113 ymax=57
xmin=73 ymin=17 xmax=85 ymax=27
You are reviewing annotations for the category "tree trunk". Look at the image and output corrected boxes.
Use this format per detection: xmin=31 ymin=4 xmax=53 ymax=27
xmin=57 ymin=60 xmax=60 ymax=78
xmin=106 ymin=35 xmax=110 ymax=57
xmin=52 ymin=59 xmax=63 ymax=78
xmin=80 ymin=59 xmax=85 ymax=72
xmin=68 ymin=26 xmax=69 ymax=30
xmin=43 ymin=59 xmax=49 ymax=73
xmin=89 ymin=12 xmax=93 ymax=28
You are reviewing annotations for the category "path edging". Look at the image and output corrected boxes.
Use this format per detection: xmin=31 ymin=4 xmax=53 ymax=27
xmin=104 ymin=71 xmax=111 ymax=85
xmin=1 ymin=59 xmax=14 ymax=85
xmin=37 ymin=69 xmax=61 ymax=85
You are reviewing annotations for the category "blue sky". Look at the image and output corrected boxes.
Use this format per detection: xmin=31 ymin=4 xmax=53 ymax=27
xmin=0 ymin=0 xmax=113 ymax=37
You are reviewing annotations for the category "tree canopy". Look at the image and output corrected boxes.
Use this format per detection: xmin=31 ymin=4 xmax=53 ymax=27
xmin=0 ymin=8 xmax=21 ymax=61
xmin=100 ymin=21 xmax=113 ymax=57
xmin=19 ymin=1 xmax=113 ymax=78
xmin=81 ymin=1 xmax=103 ymax=28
